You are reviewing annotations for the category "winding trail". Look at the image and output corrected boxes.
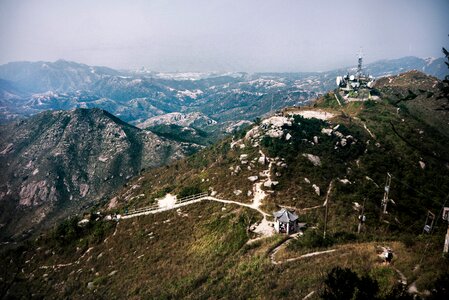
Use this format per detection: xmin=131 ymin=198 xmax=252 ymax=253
xmin=269 ymin=233 xmax=337 ymax=265
xmin=121 ymin=196 xmax=269 ymax=219
xmin=122 ymin=150 xmax=277 ymax=240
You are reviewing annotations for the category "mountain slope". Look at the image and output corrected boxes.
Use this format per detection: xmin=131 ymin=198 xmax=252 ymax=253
xmin=1 ymin=71 xmax=449 ymax=298
xmin=0 ymin=108 xmax=197 ymax=239
xmin=0 ymin=60 xmax=120 ymax=93
xmin=374 ymin=70 xmax=449 ymax=138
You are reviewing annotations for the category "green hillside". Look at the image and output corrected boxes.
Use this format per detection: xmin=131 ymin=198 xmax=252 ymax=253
xmin=1 ymin=71 xmax=449 ymax=299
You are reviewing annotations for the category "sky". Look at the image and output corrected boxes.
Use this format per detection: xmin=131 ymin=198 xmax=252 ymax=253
xmin=0 ymin=0 xmax=448 ymax=72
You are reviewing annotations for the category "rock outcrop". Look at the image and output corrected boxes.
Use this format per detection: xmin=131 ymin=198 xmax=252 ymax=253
xmin=0 ymin=108 xmax=195 ymax=238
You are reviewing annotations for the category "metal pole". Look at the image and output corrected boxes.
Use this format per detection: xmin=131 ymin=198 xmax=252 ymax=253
xmin=323 ymin=180 xmax=333 ymax=239
xmin=324 ymin=198 xmax=329 ymax=239
xmin=381 ymin=173 xmax=391 ymax=218
xmin=358 ymin=198 xmax=366 ymax=234
xmin=444 ymin=224 xmax=449 ymax=253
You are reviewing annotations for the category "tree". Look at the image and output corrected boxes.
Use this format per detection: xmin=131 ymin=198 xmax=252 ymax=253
xmin=320 ymin=267 xmax=359 ymax=300
xmin=427 ymin=272 xmax=449 ymax=300
xmin=355 ymin=274 xmax=379 ymax=300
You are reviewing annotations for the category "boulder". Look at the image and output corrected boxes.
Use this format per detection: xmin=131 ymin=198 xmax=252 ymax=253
xmin=266 ymin=129 xmax=284 ymax=138
xmin=339 ymin=179 xmax=351 ymax=185
xmin=312 ymin=184 xmax=320 ymax=196
xmin=321 ymin=128 xmax=332 ymax=136
xmin=303 ymin=153 xmax=321 ymax=166
xmin=248 ymin=176 xmax=259 ymax=182
xmin=239 ymin=154 xmax=248 ymax=161
xmin=419 ymin=161 xmax=426 ymax=169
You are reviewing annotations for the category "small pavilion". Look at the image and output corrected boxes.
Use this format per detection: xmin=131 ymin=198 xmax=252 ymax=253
xmin=273 ymin=208 xmax=300 ymax=234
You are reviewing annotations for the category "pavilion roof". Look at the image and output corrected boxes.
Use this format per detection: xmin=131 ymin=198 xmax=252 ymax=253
xmin=273 ymin=208 xmax=299 ymax=223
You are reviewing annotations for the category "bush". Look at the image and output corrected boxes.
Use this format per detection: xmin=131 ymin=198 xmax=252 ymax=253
xmin=321 ymin=267 xmax=379 ymax=300
xmin=364 ymin=99 xmax=376 ymax=108
xmin=399 ymin=234 xmax=416 ymax=248
xmin=321 ymin=267 xmax=360 ymax=300
xmin=178 ymin=185 xmax=203 ymax=198
xmin=52 ymin=217 xmax=82 ymax=246
xmin=333 ymin=231 xmax=357 ymax=244
xmin=428 ymin=272 xmax=449 ymax=300
xmin=288 ymin=230 xmax=334 ymax=251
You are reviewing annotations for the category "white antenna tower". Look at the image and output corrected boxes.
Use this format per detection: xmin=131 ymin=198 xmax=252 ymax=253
xmin=357 ymin=48 xmax=363 ymax=79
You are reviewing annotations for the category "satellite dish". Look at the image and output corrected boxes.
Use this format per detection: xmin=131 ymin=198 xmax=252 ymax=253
xmin=336 ymin=76 xmax=342 ymax=86
xmin=349 ymin=75 xmax=355 ymax=81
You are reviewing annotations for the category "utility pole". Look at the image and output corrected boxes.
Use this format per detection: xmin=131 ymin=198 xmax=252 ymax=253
xmin=381 ymin=173 xmax=392 ymax=216
xmin=443 ymin=207 xmax=449 ymax=253
xmin=323 ymin=180 xmax=334 ymax=239
xmin=358 ymin=198 xmax=366 ymax=234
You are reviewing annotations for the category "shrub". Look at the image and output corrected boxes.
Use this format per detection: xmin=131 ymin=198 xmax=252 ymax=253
xmin=51 ymin=217 xmax=82 ymax=246
xmin=333 ymin=231 xmax=357 ymax=244
xmin=178 ymin=185 xmax=203 ymax=198
xmin=321 ymin=267 xmax=360 ymax=300
xmin=428 ymin=272 xmax=449 ymax=300
xmin=321 ymin=267 xmax=379 ymax=300
xmin=288 ymin=230 xmax=334 ymax=251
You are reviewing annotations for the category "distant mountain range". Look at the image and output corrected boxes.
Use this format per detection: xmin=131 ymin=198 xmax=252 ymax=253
xmin=0 ymin=56 xmax=447 ymax=127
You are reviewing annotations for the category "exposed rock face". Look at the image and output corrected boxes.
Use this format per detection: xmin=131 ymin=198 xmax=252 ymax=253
xmin=0 ymin=108 xmax=194 ymax=238
xmin=137 ymin=112 xmax=217 ymax=130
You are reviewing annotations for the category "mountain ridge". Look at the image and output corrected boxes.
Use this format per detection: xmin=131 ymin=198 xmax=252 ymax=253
xmin=0 ymin=56 xmax=447 ymax=129
xmin=0 ymin=108 xmax=199 ymax=240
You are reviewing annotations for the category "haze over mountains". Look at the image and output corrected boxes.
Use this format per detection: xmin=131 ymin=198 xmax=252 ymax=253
xmin=0 ymin=56 xmax=446 ymax=126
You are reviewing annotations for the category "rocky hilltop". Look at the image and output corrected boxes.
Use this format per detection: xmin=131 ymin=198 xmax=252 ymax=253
xmin=0 ymin=108 xmax=197 ymax=239
xmin=137 ymin=112 xmax=217 ymax=130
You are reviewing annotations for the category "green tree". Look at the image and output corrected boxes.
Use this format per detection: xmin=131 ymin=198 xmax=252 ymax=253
xmin=428 ymin=272 xmax=449 ymax=300
xmin=321 ymin=267 xmax=359 ymax=300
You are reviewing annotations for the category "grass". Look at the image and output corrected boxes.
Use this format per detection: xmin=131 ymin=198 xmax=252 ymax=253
xmin=2 ymin=83 xmax=449 ymax=298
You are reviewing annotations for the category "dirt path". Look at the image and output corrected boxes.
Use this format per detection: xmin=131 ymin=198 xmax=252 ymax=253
xmin=269 ymin=233 xmax=337 ymax=265
xmin=123 ymin=150 xmax=278 ymax=240
xmin=302 ymin=291 xmax=315 ymax=299
xmin=121 ymin=195 xmax=269 ymax=219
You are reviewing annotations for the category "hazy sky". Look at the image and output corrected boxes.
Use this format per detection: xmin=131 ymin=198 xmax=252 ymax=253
xmin=1 ymin=0 xmax=448 ymax=72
